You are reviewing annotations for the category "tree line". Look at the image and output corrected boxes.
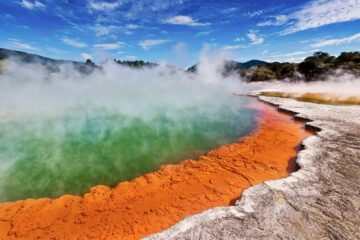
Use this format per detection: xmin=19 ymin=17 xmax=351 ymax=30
xmin=247 ymin=51 xmax=360 ymax=82
xmin=85 ymin=58 xmax=157 ymax=68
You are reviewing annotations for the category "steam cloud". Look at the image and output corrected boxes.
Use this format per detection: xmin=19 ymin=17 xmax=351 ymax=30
xmin=0 ymin=55 xmax=245 ymax=120
xmin=251 ymin=70 xmax=360 ymax=97
xmin=0 ymin=54 xmax=255 ymax=201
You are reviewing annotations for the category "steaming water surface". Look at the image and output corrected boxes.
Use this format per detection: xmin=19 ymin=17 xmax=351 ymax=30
xmin=0 ymin=98 xmax=256 ymax=202
xmin=0 ymin=61 xmax=256 ymax=202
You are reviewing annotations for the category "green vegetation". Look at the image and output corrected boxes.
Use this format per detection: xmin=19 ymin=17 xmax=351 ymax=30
xmin=115 ymin=59 xmax=157 ymax=68
xmin=188 ymin=52 xmax=360 ymax=82
xmin=247 ymin=61 xmax=300 ymax=82
xmin=0 ymin=60 xmax=4 ymax=73
xmin=85 ymin=59 xmax=96 ymax=67
xmin=248 ymin=51 xmax=360 ymax=82
xmin=248 ymin=67 xmax=276 ymax=82
xmin=187 ymin=60 xmax=268 ymax=73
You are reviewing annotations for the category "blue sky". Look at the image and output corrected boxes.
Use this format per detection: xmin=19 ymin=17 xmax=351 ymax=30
xmin=0 ymin=0 xmax=359 ymax=67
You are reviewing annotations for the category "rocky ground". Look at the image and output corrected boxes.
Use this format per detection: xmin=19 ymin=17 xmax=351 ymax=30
xmin=147 ymin=96 xmax=360 ymax=240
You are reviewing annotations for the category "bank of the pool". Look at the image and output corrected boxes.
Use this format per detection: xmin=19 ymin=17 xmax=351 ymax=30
xmin=146 ymin=96 xmax=360 ymax=240
xmin=0 ymin=98 xmax=313 ymax=240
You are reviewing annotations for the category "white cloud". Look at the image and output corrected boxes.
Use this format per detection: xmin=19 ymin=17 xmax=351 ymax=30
xmin=92 ymin=24 xmax=140 ymax=36
xmin=310 ymin=32 xmax=360 ymax=48
xmin=93 ymin=24 xmax=118 ymax=36
xmin=221 ymin=8 xmax=238 ymax=14
xmin=139 ymin=39 xmax=169 ymax=50
xmin=257 ymin=1 xmax=360 ymax=34
xmin=265 ymin=50 xmax=325 ymax=62
xmin=21 ymin=0 xmax=45 ymax=10
xmin=270 ymin=50 xmax=319 ymax=58
xmin=9 ymin=39 xmax=38 ymax=50
xmin=234 ymin=37 xmax=244 ymax=42
xmin=196 ymin=31 xmax=211 ymax=37
xmin=245 ymin=10 xmax=264 ymax=17
xmin=267 ymin=56 xmax=307 ymax=63
xmin=123 ymin=24 xmax=140 ymax=35
xmin=88 ymin=1 xmax=121 ymax=11
xmin=62 ymin=37 xmax=88 ymax=48
xmin=282 ymin=0 xmax=360 ymax=34
xmin=247 ymin=30 xmax=264 ymax=45
xmin=93 ymin=42 xmax=124 ymax=50
xmin=81 ymin=53 xmax=93 ymax=60
xmin=164 ymin=16 xmax=210 ymax=27
xmin=123 ymin=2 xmax=187 ymax=19
xmin=125 ymin=24 xmax=140 ymax=30
xmin=223 ymin=44 xmax=245 ymax=50
xmin=125 ymin=55 xmax=137 ymax=60
xmin=258 ymin=15 xmax=288 ymax=26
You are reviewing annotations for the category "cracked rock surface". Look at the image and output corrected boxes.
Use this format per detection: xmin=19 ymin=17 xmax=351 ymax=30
xmin=146 ymin=96 xmax=360 ymax=240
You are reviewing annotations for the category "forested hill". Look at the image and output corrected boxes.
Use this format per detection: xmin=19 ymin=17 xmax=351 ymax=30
xmin=247 ymin=52 xmax=360 ymax=82
xmin=187 ymin=59 xmax=267 ymax=72
xmin=0 ymin=48 xmax=157 ymax=71
xmin=187 ymin=52 xmax=360 ymax=82
xmin=0 ymin=48 xmax=97 ymax=74
xmin=0 ymin=48 xmax=86 ymax=66
xmin=1 ymin=48 xmax=359 ymax=82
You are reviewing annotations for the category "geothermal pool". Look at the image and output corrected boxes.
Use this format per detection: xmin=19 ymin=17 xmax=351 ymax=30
xmin=0 ymin=95 xmax=256 ymax=202
xmin=0 ymin=60 xmax=261 ymax=202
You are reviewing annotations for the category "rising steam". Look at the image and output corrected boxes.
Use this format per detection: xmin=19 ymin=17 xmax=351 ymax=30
xmin=251 ymin=69 xmax=360 ymax=97
xmin=0 ymin=55 xmax=255 ymax=201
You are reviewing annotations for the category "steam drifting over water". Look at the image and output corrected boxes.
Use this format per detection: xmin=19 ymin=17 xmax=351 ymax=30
xmin=0 ymin=57 xmax=256 ymax=202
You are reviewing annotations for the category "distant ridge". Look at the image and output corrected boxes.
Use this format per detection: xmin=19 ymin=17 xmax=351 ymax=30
xmin=187 ymin=59 xmax=268 ymax=72
xmin=0 ymin=48 xmax=157 ymax=70
xmin=1 ymin=48 xmax=268 ymax=73
xmin=4 ymin=48 xmax=358 ymax=82
xmin=239 ymin=60 xmax=268 ymax=69
xmin=0 ymin=48 xmax=88 ymax=66
xmin=0 ymin=48 xmax=98 ymax=73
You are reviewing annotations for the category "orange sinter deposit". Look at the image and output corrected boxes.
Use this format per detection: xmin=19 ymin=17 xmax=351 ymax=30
xmin=0 ymin=99 xmax=312 ymax=240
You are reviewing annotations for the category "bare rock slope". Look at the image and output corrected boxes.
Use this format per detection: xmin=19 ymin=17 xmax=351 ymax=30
xmin=146 ymin=96 xmax=360 ymax=240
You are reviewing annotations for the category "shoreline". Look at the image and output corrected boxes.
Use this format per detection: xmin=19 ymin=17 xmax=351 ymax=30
xmin=148 ymin=96 xmax=360 ymax=240
xmin=0 ymin=98 xmax=312 ymax=239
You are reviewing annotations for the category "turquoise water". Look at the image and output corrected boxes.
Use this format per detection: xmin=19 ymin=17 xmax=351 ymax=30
xmin=0 ymin=97 xmax=256 ymax=202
